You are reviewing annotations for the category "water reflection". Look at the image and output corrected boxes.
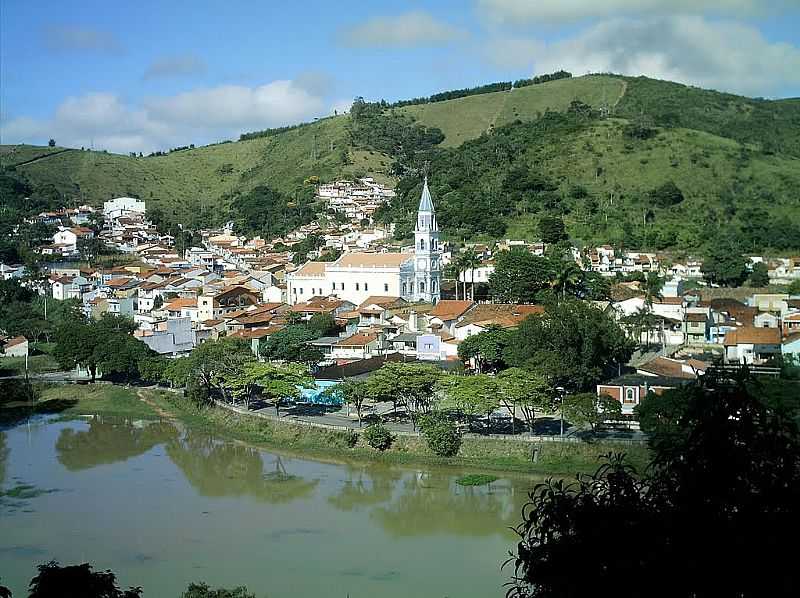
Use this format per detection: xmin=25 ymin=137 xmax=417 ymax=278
xmin=166 ymin=430 xmax=319 ymax=504
xmin=327 ymin=464 xmax=403 ymax=511
xmin=371 ymin=472 xmax=519 ymax=538
xmin=0 ymin=431 xmax=7 ymax=486
xmin=329 ymin=463 xmax=523 ymax=538
xmin=56 ymin=417 xmax=178 ymax=471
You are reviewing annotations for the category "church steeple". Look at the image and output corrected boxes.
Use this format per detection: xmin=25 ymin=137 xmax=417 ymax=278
xmin=412 ymin=176 xmax=441 ymax=304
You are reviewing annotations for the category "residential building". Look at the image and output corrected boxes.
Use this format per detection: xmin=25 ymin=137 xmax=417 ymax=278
xmin=723 ymin=327 xmax=782 ymax=364
xmin=1 ymin=336 xmax=29 ymax=357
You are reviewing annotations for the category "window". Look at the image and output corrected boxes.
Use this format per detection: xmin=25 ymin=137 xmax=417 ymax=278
xmin=624 ymin=388 xmax=636 ymax=404
xmin=419 ymin=282 xmax=425 ymax=293
xmin=364 ymin=283 xmax=368 ymax=291
xmin=332 ymin=282 xmax=335 ymax=290
xmin=432 ymin=279 xmax=437 ymax=292
xmin=300 ymin=288 xmax=304 ymax=294
xmin=384 ymin=283 xmax=389 ymax=292
xmin=356 ymin=283 xmax=360 ymax=291
xmin=410 ymin=282 xmax=414 ymax=293
xmin=340 ymin=283 xmax=345 ymax=290
xmin=402 ymin=282 xmax=407 ymax=294
xmin=419 ymin=239 xmax=425 ymax=250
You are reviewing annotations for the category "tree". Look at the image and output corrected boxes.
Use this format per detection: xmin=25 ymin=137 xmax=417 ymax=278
xmin=366 ymin=362 xmax=442 ymax=418
xmin=335 ymin=379 xmax=371 ymax=425
xmin=561 ymin=392 xmax=621 ymax=432
xmin=363 ymin=422 xmax=393 ymax=450
xmin=48 ymin=138 xmax=56 ymax=147
xmin=222 ymin=361 xmax=312 ymax=414
xmin=28 ymin=561 xmax=142 ymax=597
xmin=163 ymin=337 xmax=252 ymax=401
xmin=507 ymin=372 xmax=800 ymax=598
xmin=457 ymin=325 xmax=511 ymax=373
xmin=498 ymin=367 xmax=554 ymax=433
xmin=549 ymin=258 xmax=582 ymax=300
xmin=749 ymin=261 xmax=770 ymax=287
xmin=538 ymin=215 xmax=567 ymax=244
xmin=307 ymin=312 xmax=338 ymax=337
xmin=53 ymin=314 xmax=139 ymax=381
xmin=419 ymin=412 xmax=462 ymax=456
xmin=260 ymin=325 xmax=323 ymax=365
xmin=438 ymin=374 xmax=501 ymax=432
xmin=702 ymin=230 xmax=748 ymax=287
xmin=649 ymin=180 xmax=685 ymax=208
xmin=459 ymin=248 xmax=481 ymax=300
xmin=505 ymin=300 xmax=633 ymax=392
xmin=489 ymin=247 xmax=552 ymax=303
xmin=182 ymin=583 xmax=256 ymax=598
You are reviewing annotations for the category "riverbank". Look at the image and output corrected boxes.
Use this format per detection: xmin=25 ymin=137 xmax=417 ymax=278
xmin=5 ymin=383 xmax=651 ymax=476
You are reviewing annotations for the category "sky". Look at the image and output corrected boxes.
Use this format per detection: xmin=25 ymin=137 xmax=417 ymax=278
xmin=1 ymin=0 xmax=799 ymax=154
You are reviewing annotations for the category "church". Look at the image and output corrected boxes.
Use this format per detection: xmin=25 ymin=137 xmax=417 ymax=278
xmin=286 ymin=178 xmax=441 ymax=306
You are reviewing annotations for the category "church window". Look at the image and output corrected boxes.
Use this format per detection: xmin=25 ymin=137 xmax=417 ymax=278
xmin=419 ymin=239 xmax=425 ymax=250
xmin=332 ymin=282 xmax=335 ymax=290
xmin=432 ymin=280 xmax=437 ymax=292
xmin=410 ymin=282 xmax=414 ymax=293
xmin=356 ymin=283 xmax=360 ymax=291
xmin=300 ymin=288 xmax=304 ymax=294
xmin=384 ymin=283 xmax=389 ymax=292
xmin=402 ymin=282 xmax=407 ymax=294
xmin=419 ymin=282 xmax=425 ymax=293
xmin=364 ymin=283 xmax=368 ymax=291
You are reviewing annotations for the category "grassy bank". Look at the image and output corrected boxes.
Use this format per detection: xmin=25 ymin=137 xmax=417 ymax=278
xmin=147 ymin=390 xmax=651 ymax=476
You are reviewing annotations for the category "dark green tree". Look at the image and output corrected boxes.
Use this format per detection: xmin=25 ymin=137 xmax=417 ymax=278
xmin=538 ymin=215 xmax=568 ymax=244
xmin=489 ymin=248 xmax=552 ymax=303
xmin=702 ymin=230 xmax=748 ymax=287
xmin=748 ymin=262 xmax=770 ymax=287
xmin=28 ymin=561 xmax=141 ymax=597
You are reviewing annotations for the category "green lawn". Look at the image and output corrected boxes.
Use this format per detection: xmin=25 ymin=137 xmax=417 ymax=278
xmin=0 ymin=353 xmax=60 ymax=377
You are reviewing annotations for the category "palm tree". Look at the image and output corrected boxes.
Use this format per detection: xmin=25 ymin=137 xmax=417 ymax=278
xmin=643 ymin=272 xmax=664 ymax=309
xmin=444 ymin=261 xmax=461 ymax=300
xmin=460 ymin=248 xmax=481 ymax=300
xmin=550 ymin=260 xmax=583 ymax=300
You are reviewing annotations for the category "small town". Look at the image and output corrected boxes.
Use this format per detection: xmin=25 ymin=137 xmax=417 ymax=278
xmin=1 ymin=2 xmax=799 ymax=597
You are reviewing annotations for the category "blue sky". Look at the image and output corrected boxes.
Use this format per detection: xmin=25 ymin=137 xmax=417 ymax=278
xmin=2 ymin=0 xmax=799 ymax=153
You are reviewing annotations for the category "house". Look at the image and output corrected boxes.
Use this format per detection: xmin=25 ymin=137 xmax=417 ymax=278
xmin=104 ymin=197 xmax=146 ymax=221
xmin=636 ymin=356 xmax=707 ymax=379
xmin=197 ymin=286 xmax=261 ymax=321
xmin=452 ymin=304 xmax=543 ymax=340
xmin=1 ymin=336 xmax=29 ymax=357
xmin=682 ymin=311 xmax=710 ymax=344
xmin=52 ymin=226 xmax=94 ymax=251
xmin=782 ymin=312 xmax=800 ymax=337
xmin=754 ymin=312 xmax=781 ymax=329
xmin=723 ymin=327 xmax=782 ymax=364
xmin=426 ymin=300 xmax=475 ymax=334
xmin=330 ymin=333 xmax=380 ymax=361
xmin=597 ymin=375 xmax=689 ymax=415
xmin=782 ymin=333 xmax=800 ymax=360
xmin=164 ymin=297 xmax=200 ymax=322
xmin=135 ymin=317 xmax=196 ymax=356
xmin=416 ymin=330 xmax=460 ymax=361
xmin=0 ymin=263 xmax=25 ymax=280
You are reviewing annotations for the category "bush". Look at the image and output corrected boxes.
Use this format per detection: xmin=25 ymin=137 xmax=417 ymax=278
xmin=344 ymin=429 xmax=359 ymax=448
xmin=363 ymin=422 xmax=393 ymax=451
xmin=419 ymin=413 xmax=462 ymax=457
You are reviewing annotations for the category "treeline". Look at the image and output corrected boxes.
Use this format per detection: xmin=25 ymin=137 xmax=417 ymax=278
xmin=389 ymin=70 xmax=572 ymax=108
xmin=146 ymin=144 xmax=196 ymax=157
xmin=349 ymin=98 xmax=445 ymax=162
xmin=230 ymin=184 xmax=318 ymax=239
xmin=238 ymin=117 xmax=334 ymax=142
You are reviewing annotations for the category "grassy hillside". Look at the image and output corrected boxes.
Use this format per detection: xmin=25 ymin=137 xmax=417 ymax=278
xmin=399 ymin=75 xmax=626 ymax=147
xmin=3 ymin=74 xmax=799 ymax=252
xmin=2 ymin=117 xmax=393 ymax=224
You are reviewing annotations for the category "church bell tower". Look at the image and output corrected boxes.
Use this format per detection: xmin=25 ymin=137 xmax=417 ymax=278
xmin=414 ymin=177 xmax=441 ymax=303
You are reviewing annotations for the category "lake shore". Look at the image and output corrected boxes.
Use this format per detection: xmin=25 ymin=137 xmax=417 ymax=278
xmin=12 ymin=383 xmax=652 ymax=476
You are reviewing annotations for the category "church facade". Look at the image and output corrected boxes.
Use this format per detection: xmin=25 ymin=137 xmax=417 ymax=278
xmin=287 ymin=179 xmax=442 ymax=306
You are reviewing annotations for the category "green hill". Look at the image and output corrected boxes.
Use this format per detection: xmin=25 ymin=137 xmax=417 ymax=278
xmin=2 ymin=74 xmax=799 ymax=254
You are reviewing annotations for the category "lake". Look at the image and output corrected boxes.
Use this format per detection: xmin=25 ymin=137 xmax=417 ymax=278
xmin=0 ymin=415 xmax=536 ymax=597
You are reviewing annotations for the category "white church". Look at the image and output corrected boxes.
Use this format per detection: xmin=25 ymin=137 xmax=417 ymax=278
xmin=286 ymin=178 xmax=442 ymax=306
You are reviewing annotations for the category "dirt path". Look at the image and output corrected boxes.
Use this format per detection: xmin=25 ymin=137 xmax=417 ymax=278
xmin=136 ymin=388 xmax=175 ymax=419
xmin=11 ymin=148 xmax=75 ymax=168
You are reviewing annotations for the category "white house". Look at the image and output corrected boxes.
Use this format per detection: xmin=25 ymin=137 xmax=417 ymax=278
xmin=52 ymin=226 xmax=94 ymax=251
xmin=1 ymin=336 xmax=29 ymax=357
xmin=103 ymin=197 xmax=146 ymax=221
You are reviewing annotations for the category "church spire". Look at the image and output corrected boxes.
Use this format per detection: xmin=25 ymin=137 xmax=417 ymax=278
xmin=418 ymin=176 xmax=434 ymax=213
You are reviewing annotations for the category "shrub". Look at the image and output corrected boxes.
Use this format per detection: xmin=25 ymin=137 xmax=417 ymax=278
xmin=363 ymin=422 xmax=393 ymax=451
xmin=456 ymin=474 xmax=498 ymax=486
xmin=419 ymin=413 xmax=462 ymax=457
xmin=344 ymin=429 xmax=359 ymax=448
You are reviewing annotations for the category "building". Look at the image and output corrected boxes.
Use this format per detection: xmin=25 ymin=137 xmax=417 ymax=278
xmin=598 ymin=375 xmax=689 ymax=415
xmin=52 ymin=226 xmax=94 ymax=251
xmin=1 ymin=336 xmax=29 ymax=357
xmin=286 ymin=178 xmax=442 ymax=305
xmin=723 ymin=327 xmax=782 ymax=364
xmin=103 ymin=197 xmax=146 ymax=221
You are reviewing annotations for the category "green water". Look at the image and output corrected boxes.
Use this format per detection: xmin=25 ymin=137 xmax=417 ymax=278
xmin=0 ymin=416 xmax=535 ymax=597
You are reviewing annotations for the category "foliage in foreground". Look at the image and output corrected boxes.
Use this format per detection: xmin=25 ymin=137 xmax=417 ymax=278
xmin=507 ymin=372 xmax=800 ymax=598
xmin=363 ymin=422 xmax=393 ymax=451
xmin=419 ymin=412 xmax=462 ymax=457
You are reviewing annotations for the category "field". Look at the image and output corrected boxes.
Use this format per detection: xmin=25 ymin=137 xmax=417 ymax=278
xmin=399 ymin=75 xmax=627 ymax=147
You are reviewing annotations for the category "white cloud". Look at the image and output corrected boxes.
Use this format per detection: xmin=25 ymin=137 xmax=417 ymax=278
xmin=43 ymin=25 xmax=122 ymax=53
xmin=483 ymin=38 xmax=545 ymax=69
xmin=0 ymin=80 xmax=327 ymax=154
xmin=487 ymin=16 xmax=800 ymax=97
xmin=477 ymin=0 xmax=783 ymax=24
xmin=339 ymin=11 xmax=467 ymax=48
xmin=143 ymin=54 xmax=207 ymax=80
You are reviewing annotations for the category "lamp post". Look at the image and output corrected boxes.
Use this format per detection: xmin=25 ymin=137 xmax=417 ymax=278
xmin=556 ymin=386 xmax=566 ymax=439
